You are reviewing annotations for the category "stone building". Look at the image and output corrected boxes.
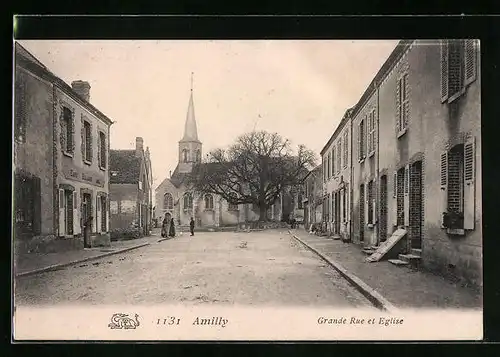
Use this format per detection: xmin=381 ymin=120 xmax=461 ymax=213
xmin=109 ymin=137 xmax=153 ymax=237
xmin=302 ymin=165 xmax=323 ymax=230
xmin=320 ymin=109 xmax=353 ymax=240
xmin=14 ymin=43 xmax=113 ymax=251
xmin=155 ymin=84 xmax=295 ymax=230
xmin=320 ymin=39 xmax=481 ymax=288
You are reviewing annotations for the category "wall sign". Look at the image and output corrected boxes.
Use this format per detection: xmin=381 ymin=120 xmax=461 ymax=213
xmin=63 ymin=166 xmax=105 ymax=188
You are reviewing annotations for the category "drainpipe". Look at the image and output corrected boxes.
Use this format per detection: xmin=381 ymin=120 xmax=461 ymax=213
xmin=375 ymin=80 xmax=380 ymax=246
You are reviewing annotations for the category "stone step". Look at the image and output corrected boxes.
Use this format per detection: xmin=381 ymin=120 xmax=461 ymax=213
xmin=398 ymin=254 xmax=421 ymax=263
xmin=362 ymin=248 xmax=376 ymax=255
xmin=388 ymin=259 xmax=409 ymax=266
xmin=411 ymin=248 xmax=422 ymax=257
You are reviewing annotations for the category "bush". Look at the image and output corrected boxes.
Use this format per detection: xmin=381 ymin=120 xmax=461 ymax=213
xmin=110 ymin=228 xmax=143 ymax=241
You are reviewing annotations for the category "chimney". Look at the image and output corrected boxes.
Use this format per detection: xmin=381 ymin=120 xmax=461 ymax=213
xmin=135 ymin=137 xmax=144 ymax=158
xmin=71 ymin=80 xmax=91 ymax=102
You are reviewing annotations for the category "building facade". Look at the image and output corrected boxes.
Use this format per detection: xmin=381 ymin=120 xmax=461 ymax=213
xmin=320 ymin=39 xmax=481 ymax=288
xmin=321 ymin=109 xmax=353 ymax=240
xmin=109 ymin=137 xmax=153 ymax=237
xmin=14 ymin=43 xmax=113 ymax=251
xmin=303 ymin=165 xmax=323 ymax=230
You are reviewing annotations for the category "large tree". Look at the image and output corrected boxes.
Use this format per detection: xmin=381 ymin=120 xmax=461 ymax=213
xmin=188 ymin=131 xmax=316 ymax=221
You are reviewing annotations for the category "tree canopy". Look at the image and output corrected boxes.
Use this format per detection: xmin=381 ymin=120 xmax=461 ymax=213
xmin=188 ymin=131 xmax=316 ymax=221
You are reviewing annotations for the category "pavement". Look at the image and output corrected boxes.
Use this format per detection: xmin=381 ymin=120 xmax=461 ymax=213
xmin=14 ymin=229 xmax=371 ymax=308
xmin=290 ymin=229 xmax=482 ymax=310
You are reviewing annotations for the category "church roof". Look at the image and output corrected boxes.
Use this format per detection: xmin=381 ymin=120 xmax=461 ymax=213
xmin=180 ymin=90 xmax=201 ymax=143
xmin=109 ymin=150 xmax=142 ymax=184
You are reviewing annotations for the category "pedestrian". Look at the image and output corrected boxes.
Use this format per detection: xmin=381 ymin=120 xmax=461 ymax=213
xmin=169 ymin=217 xmax=176 ymax=237
xmin=83 ymin=216 xmax=93 ymax=248
xmin=190 ymin=217 xmax=195 ymax=236
xmin=161 ymin=216 xmax=168 ymax=238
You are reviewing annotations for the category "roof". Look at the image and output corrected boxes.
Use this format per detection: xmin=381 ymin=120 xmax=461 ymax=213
xmin=180 ymin=90 xmax=201 ymax=143
xmin=109 ymin=150 xmax=141 ymax=184
xmin=15 ymin=42 xmax=114 ymax=127
xmin=320 ymin=108 xmax=354 ymax=155
xmin=303 ymin=164 xmax=322 ymax=181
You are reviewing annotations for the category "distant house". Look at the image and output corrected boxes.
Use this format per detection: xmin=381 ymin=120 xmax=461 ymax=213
xmin=302 ymin=165 xmax=323 ymax=230
xmin=109 ymin=137 xmax=153 ymax=237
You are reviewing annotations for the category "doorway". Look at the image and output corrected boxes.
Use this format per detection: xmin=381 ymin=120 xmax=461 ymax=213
xmin=409 ymin=161 xmax=423 ymax=249
xmin=359 ymin=184 xmax=365 ymax=242
xmin=380 ymin=175 xmax=388 ymax=242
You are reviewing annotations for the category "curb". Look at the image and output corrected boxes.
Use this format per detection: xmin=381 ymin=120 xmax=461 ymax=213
xmin=15 ymin=242 xmax=151 ymax=278
xmin=289 ymin=231 xmax=397 ymax=312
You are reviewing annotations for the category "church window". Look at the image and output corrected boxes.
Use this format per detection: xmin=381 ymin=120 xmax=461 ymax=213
xmin=182 ymin=149 xmax=189 ymax=163
xmin=163 ymin=193 xmax=173 ymax=210
xmin=204 ymin=194 xmax=214 ymax=210
xmin=183 ymin=192 xmax=193 ymax=210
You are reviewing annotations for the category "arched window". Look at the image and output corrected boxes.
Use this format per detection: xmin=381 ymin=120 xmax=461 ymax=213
xmin=163 ymin=193 xmax=173 ymax=210
xmin=195 ymin=149 xmax=201 ymax=163
xmin=183 ymin=192 xmax=193 ymax=210
xmin=228 ymin=193 xmax=238 ymax=211
xmin=204 ymin=194 xmax=214 ymax=210
xmin=182 ymin=149 xmax=189 ymax=163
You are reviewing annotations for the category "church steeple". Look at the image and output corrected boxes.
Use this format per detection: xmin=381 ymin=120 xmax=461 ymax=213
xmin=180 ymin=72 xmax=200 ymax=143
xmin=177 ymin=73 xmax=202 ymax=173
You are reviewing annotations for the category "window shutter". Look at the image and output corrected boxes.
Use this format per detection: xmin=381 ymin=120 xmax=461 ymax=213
xmin=73 ymin=191 xmax=80 ymax=235
xmin=403 ymin=75 xmax=409 ymax=130
xmin=464 ymin=136 xmax=476 ymax=230
xmin=464 ymin=39 xmax=477 ymax=86
xmin=440 ymin=151 xmax=448 ymax=228
xmin=70 ymin=110 xmax=75 ymax=153
xmin=96 ymin=195 xmax=102 ymax=233
xmin=441 ymin=40 xmax=449 ymax=102
xmin=392 ymin=172 xmax=397 ymax=226
xmin=448 ymin=40 xmax=463 ymax=99
xmin=106 ymin=197 xmax=110 ymax=232
xmin=97 ymin=133 xmax=102 ymax=167
xmin=396 ymin=78 xmax=401 ymax=132
xmin=81 ymin=118 xmax=85 ymax=158
xmin=404 ymin=165 xmax=410 ymax=227
xmin=358 ymin=122 xmax=362 ymax=161
xmin=89 ymin=122 xmax=93 ymax=162
xmin=58 ymin=189 xmax=65 ymax=236
xmin=60 ymin=110 xmax=67 ymax=153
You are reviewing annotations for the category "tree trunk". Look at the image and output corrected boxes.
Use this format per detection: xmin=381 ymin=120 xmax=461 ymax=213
xmin=259 ymin=204 xmax=268 ymax=221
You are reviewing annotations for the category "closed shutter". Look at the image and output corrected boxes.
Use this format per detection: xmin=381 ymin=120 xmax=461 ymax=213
xmin=441 ymin=40 xmax=449 ymax=102
xmin=88 ymin=122 xmax=93 ymax=163
xmin=73 ymin=191 xmax=80 ymax=235
xmin=70 ymin=109 xmax=75 ymax=153
xmin=345 ymin=183 xmax=349 ymax=223
xmin=403 ymin=74 xmax=409 ymax=130
xmin=463 ymin=136 xmax=475 ymax=229
xmin=106 ymin=197 xmax=110 ymax=232
xmin=58 ymin=189 xmax=65 ymax=236
xmin=81 ymin=118 xmax=85 ymax=159
xmin=464 ymin=39 xmax=477 ymax=86
xmin=404 ymin=165 xmax=410 ymax=227
xmin=440 ymin=151 xmax=448 ymax=228
xmin=396 ymin=78 xmax=401 ymax=132
xmin=97 ymin=133 xmax=102 ymax=168
xmin=392 ymin=172 xmax=398 ymax=226
xmin=358 ymin=122 xmax=362 ymax=161
xmin=96 ymin=194 xmax=102 ymax=233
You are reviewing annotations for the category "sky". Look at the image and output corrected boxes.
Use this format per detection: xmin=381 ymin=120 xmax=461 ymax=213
xmin=19 ymin=40 xmax=398 ymax=190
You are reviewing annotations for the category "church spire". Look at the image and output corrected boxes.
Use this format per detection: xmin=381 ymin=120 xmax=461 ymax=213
xmin=180 ymin=72 xmax=200 ymax=143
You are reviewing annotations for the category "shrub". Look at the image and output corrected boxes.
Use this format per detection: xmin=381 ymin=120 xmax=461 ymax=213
xmin=110 ymin=228 xmax=143 ymax=241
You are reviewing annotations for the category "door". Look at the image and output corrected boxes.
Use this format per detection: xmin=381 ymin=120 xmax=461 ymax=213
xmin=101 ymin=196 xmax=107 ymax=232
xmin=65 ymin=190 xmax=74 ymax=235
xmin=82 ymin=193 xmax=92 ymax=230
xmin=359 ymin=184 xmax=365 ymax=242
xmin=380 ymin=175 xmax=388 ymax=241
xmin=409 ymin=161 xmax=423 ymax=249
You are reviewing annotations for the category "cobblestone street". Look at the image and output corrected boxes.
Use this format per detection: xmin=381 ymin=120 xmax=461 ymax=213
xmin=14 ymin=230 xmax=371 ymax=308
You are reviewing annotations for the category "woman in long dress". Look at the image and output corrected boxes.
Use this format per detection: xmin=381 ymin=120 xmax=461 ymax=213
xmin=169 ymin=218 xmax=176 ymax=237
xmin=161 ymin=216 xmax=169 ymax=237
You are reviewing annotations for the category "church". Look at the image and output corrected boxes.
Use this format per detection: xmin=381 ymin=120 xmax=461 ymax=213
xmin=154 ymin=81 xmax=304 ymax=231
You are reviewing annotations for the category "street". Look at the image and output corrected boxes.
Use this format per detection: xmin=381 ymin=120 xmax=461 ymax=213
xmin=15 ymin=230 xmax=370 ymax=307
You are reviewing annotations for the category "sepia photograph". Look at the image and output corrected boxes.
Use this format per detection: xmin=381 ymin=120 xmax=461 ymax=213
xmin=12 ymin=37 xmax=482 ymax=341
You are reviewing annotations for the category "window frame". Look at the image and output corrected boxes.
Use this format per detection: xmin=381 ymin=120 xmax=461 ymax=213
xmin=163 ymin=193 xmax=173 ymax=210
xmin=83 ymin=119 xmax=92 ymax=164
xmin=204 ymin=194 xmax=214 ymax=210
xmin=98 ymin=131 xmax=107 ymax=170
xmin=61 ymin=106 xmax=74 ymax=157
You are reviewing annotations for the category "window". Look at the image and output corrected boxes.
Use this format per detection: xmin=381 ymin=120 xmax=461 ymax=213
xmin=83 ymin=120 xmax=92 ymax=163
xmin=163 ymin=193 xmax=173 ymax=210
xmin=15 ymin=76 xmax=27 ymax=144
xmin=98 ymin=132 xmax=106 ymax=169
xmin=396 ymin=73 xmax=409 ymax=135
xmin=441 ymin=39 xmax=477 ymax=103
xmin=323 ymin=157 xmax=326 ymax=182
xmin=441 ymin=137 xmax=476 ymax=230
xmin=61 ymin=107 xmax=74 ymax=154
xmin=182 ymin=149 xmax=189 ymax=163
xmin=358 ymin=118 xmax=365 ymax=161
xmin=204 ymin=194 xmax=214 ymax=210
xmin=195 ymin=150 xmax=201 ymax=162
xmin=183 ymin=192 xmax=193 ymax=210
xmin=343 ymin=131 xmax=348 ymax=169
xmin=337 ymin=140 xmax=342 ymax=174
xmin=327 ymin=152 xmax=331 ymax=179
xmin=228 ymin=193 xmax=238 ymax=211
xmin=368 ymin=110 xmax=376 ymax=154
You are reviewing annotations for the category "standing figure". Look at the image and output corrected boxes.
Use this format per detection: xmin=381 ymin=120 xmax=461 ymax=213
xmin=83 ymin=216 xmax=93 ymax=248
xmin=169 ymin=217 xmax=176 ymax=237
xmin=161 ymin=216 xmax=168 ymax=238
xmin=190 ymin=217 xmax=195 ymax=236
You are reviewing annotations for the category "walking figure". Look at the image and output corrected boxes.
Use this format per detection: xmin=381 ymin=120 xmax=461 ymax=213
xmin=83 ymin=216 xmax=93 ymax=248
xmin=190 ymin=217 xmax=195 ymax=236
xmin=169 ymin=218 xmax=176 ymax=237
